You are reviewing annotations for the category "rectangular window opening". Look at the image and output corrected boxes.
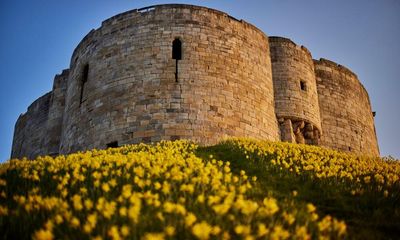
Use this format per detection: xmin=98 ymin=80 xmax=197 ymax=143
xmin=172 ymin=39 xmax=182 ymax=82
xmin=80 ymin=64 xmax=89 ymax=106
xmin=300 ymin=80 xmax=307 ymax=91
xmin=106 ymin=141 xmax=119 ymax=148
xmin=172 ymin=39 xmax=182 ymax=60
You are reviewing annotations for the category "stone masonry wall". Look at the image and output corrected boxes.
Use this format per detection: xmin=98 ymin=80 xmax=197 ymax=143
xmin=269 ymin=37 xmax=321 ymax=145
xmin=11 ymin=4 xmax=380 ymax=159
xmin=11 ymin=92 xmax=51 ymax=159
xmin=59 ymin=4 xmax=280 ymax=154
xmin=43 ymin=70 xmax=69 ymax=156
xmin=315 ymin=58 xmax=379 ymax=156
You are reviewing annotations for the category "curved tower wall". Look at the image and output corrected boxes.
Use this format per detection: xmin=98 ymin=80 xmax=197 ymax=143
xmin=59 ymin=4 xmax=280 ymax=153
xmin=11 ymin=4 xmax=380 ymax=159
xmin=314 ymin=58 xmax=379 ymax=156
xmin=11 ymin=92 xmax=51 ymax=159
xmin=269 ymin=37 xmax=322 ymax=145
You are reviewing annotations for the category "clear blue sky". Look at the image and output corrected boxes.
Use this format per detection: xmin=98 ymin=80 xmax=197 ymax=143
xmin=0 ymin=0 xmax=399 ymax=162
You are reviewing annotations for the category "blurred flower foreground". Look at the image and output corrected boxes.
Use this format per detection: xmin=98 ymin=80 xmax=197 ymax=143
xmin=0 ymin=139 xmax=399 ymax=240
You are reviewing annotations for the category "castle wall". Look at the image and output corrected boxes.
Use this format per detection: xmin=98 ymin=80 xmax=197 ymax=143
xmin=43 ymin=70 xmax=69 ymax=156
xmin=269 ymin=37 xmax=321 ymax=145
xmin=11 ymin=92 xmax=51 ymax=159
xmin=59 ymin=4 xmax=280 ymax=154
xmin=314 ymin=58 xmax=379 ymax=156
xmin=11 ymin=4 xmax=380 ymax=159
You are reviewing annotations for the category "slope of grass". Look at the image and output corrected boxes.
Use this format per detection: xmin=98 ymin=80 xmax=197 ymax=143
xmin=0 ymin=139 xmax=399 ymax=240
xmin=197 ymin=139 xmax=400 ymax=240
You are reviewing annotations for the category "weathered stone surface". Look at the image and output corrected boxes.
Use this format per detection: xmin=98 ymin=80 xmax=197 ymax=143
xmin=43 ymin=70 xmax=69 ymax=156
xmin=270 ymin=37 xmax=322 ymax=145
xmin=10 ymin=4 xmax=379 ymax=159
xmin=11 ymin=92 xmax=51 ymax=159
xmin=315 ymin=58 xmax=379 ymax=156
xmin=280 ymin=119 xmax=296 ymax=143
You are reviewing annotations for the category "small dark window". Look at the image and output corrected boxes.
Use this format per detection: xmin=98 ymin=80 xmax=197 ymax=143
xmin=106 ymin=141 xmax=118 ymax=148
xmin=80 ymin=64 xmax=89 ymax=105
xmin=172 ymin=39 xmax=182 ymax=60
xmin=82 ymin=64 xmax=89 ymax=82
xmin=172 ymin=38 xmax=182 ymax=82
xmin=300 ymin=80 xmax=307 ymax=91
xmin=348 ymin=146 xmax=352 ymax=151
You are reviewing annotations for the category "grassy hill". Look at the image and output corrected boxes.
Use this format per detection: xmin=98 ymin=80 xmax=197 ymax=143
xmin=0 ymin=139 xmax=399 ymax=240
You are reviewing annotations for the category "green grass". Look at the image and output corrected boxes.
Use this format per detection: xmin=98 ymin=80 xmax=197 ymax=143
xmin=196 ymin=141 xmax=400 ymax=240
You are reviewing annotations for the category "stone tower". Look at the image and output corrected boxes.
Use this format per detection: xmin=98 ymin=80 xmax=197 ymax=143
xmin=269 ymin=37 xmax=322 ymax=145
xmin=11 ymin=4 xmax=379 ymax=159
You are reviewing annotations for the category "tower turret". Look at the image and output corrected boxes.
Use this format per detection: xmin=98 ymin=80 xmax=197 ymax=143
xmin=269 ymin=37 xmax=322 ymax=145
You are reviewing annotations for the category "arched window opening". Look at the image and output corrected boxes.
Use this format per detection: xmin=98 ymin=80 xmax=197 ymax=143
xmin=172 ymin=39 xmax=182 ymax=60
xmin=172 ymin=38 xmax=182 ymax=82
xmin=79 ymin=64 xmax=89 ymax=106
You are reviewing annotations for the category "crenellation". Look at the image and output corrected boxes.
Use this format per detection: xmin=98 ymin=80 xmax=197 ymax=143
xmin=11 ymin=4 xmax=379 ymax=159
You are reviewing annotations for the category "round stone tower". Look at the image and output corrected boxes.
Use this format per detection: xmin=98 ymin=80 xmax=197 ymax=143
xmin=269 ymin=37 xmax=322 ymax=145
xmin=11 ymin=4 xmax=380 ymax=159
xmin=314 ymin=58 xmax=379 ymax=156
xmin=59 ymin=4 xmax=280 ymax=153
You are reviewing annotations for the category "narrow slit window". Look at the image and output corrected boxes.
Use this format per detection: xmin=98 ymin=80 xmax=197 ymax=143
xmin=172 ymin=39 xmax=182 ymax=82
xmin=172 ymin=39 xmax=182 ymax=60
xmin=106 ymin=141 xmax=118 ymax=148
xmin=300 ymin=80 xmax=307 ymax=91
xmin=80 ymin=64 xmax=89 ymax=105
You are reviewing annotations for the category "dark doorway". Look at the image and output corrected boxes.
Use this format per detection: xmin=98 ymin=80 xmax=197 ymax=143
xmin=106 ymin=141 xmax=119 ymax=148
